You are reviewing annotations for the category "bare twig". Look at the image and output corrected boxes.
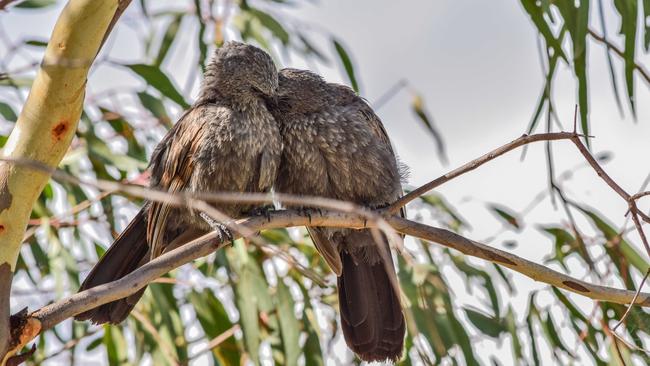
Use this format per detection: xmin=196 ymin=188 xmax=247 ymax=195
xmin=130 ymin=310 xmax=180 ymax=365
xmin=372 ymin=79 xmax=409 ymax=110
xmin=388 ymin=130 xmax=650 ymax=260
xmin=0 ymin=0 xmax=18 ymax=11
xmin=612 ymin=268 xmax=650 ymax=331
xmin=588 ymin=29 xmax=650 ymax=86
xmin=189 ymin=324 xmax=240 ymax=361
xmin=388 ymin=132 xmax=579 ymax=213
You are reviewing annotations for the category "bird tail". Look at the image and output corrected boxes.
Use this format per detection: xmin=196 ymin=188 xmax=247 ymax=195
xmin=337 ymin=230 xmax=406 ymax=362
xmin=75 ymin=208 xmax=149 ymax=325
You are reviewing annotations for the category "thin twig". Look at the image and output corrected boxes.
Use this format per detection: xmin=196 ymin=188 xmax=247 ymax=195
xmin=372 ymin=79 xmax=409 ymax=110
xmin=130 ymin=310 xmax=180 ymax=365
xmin=612 ymin=268 xmax=650 ymax=331
xmin=588 ymin=29 xmax=650 ymax=85
xmin=0 ymin=0 xmax=18 ymax=11
xmin=189 ymin=324 xmax=239 ymax=360
xmin=388 ymin=132 xmax=579 ymax=213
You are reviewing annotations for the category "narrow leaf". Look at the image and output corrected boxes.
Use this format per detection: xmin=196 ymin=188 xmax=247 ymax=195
xmin=0 ymin=102 xmax=17 ymax=122
xmin=15 ymin=0 xmax=56 ymax=8
xmin=154 ymin=14 xmax=183 ymax=67
xmin=613 ymin=0 xmax=638 ymax=116
xmin=488 ymin=204 xmax=522 ymax=230
xmin=125 ymin=64 xmax=189 ymax=108
xmin=248 ymin=8 xmax=290 ymax=45
xmin=412 ymin=94 xmax=448 ymax=164
xmin=333 ymin=39 xmax=359 ymax=92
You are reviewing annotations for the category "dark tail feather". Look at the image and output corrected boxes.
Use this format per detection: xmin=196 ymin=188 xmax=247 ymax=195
xmin=337 ymin=231 xmax=405 ymax=362
xmin=75 ymin=208 xmax=149 ymax=325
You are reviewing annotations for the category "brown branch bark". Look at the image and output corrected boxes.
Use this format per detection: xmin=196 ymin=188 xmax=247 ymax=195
xmin=0 ymin=0 xmax=18 ymax=11
xmin=388 ymin=132 xmax=578 ymax=212
xmin=5 ymin=209 xmax=648 ymax=354
xmin=388 ymin=131 xmax=650 ymax=257
xmin=588 ymin=29 xmax=650 ymax=86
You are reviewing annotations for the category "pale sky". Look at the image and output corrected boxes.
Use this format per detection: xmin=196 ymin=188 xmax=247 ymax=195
xmin=2 ymin=0 xmax=650 ymax=365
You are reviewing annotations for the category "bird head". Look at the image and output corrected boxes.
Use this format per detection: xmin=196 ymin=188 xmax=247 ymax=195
xmin=273 ymin=68 xmax=330 ymax=115
xmin=199 ymin=41 xmax=279 ymax=104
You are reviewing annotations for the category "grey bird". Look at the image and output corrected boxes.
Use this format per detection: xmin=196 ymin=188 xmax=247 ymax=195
xmin=75 ymin=42 xmax=282 ymax=324
xmin=269 ymin=68 xmax=406 ymax=362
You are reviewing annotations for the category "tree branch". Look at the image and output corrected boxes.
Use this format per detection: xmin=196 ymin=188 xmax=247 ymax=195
xmin=0 ymin=0 xmax=18 ymax=11
xmin=388 ymin=132 xmax=578 ymax=213
xmin=5 ymin=208 xmax=648 ymax=354
xmin=588 ymin=29 xmax=650 ymax=86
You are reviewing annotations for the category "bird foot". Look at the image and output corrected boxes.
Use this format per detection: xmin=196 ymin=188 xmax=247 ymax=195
xmin=299 ymin=207 xmax=323 ymax=224
xmin=199 ymin=212 xmax=234 ymax=245
xmin=248 ymin=205 xmax=275 ymax=222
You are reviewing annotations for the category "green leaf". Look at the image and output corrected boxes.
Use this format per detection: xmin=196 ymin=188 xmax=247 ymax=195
xmin=188 ymin=290 xmax=240 ymax=365
xmin=193 ymin=0 xmax=208 ymax=71
xmin=488 ymin=204 xmax=521 ymax=230
xmin=540 ymin=226 xmax=576 ymax=271
xmin=464 ymin=307 xmax=506 ymax=338
xmin=302 ymin=308 xmax=324 ymax=366
xmin=332 ymin=39 xmax=359 ymax=93
xmin=247 ymin=8 xmax=290 ymax=45
xmin=24 ymin=39 xmax=49 ymax=47
xmin=551 ymin=287 xmax=587 ymax=322
xmin=411 ymin=94 xmax=448 ymax=164
xmin=137 ymin=91 xmax=172 ymax=128
xmin=230 ymin=243 xmax=265 ymax=365
xmin=556 ymin=0 xmax=590 ymax=143
xmin=276 ymin=280 xmax=300 ymax=366
xmin=541 ymin=313 xmax=573 ymax=356
xmin=298 ymin=34 xmax=329 ymax=62
xmin=576 ymin=206 xmax=650 ymax=274
xmin=526 ymin=294 xmax=541 ymax=366
xmin=643 ymin=0 xmax=650 ymax=52
xmin=15 ymin=0 xmax=56 ymax=8
xmin=504 ymin=307 xmax=523 ymax=361
xmin=445 ymin=305 xmax=480 ymax=366
xmin=103 ymin=325 xmax=130 ymax=366
xmin=0 ymin=102 xmax=17 ymax=122
xmin=100 ymin=107 xmax=147 ymax=161
xmin=448 ymin=251 xmax=500 ymax=316
xmin=147 ymin=283 xmax=188 ymax=362
xmin=526 ymin=31 xmax=562 ymax=134
xmin=596 ymin=0 xmax=624 ymax=115
xmin=125 ymin=64 xmax=189 ymax=108
xmin=519 ymin=0 xmax=568 ymax=63
xmin=420 ymin=193 xmax=466 ymax=231
xmin=613 ymin=0 xmax=639 ymax=115
xmin=87 ymin=133 xmax=147 ymax=172
xmin=492 ymin=264 xmax=515 ymax=293
xmin=154 ymin=14 xmax=183 ymax=67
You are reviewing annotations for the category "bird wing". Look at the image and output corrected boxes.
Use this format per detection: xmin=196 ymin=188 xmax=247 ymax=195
xmin=355 ymin=100 xmax=408 ymax=218
xmin=308 ymin=227 xmax=343 ymax=276
xmin=147 ymin=106 xmax=210 ymax=259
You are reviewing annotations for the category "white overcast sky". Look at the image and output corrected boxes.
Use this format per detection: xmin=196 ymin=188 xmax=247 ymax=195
xmin=2 ymin=0 xmax=650 ymax=365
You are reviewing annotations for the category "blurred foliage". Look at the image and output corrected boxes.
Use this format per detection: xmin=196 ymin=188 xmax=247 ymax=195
xmin=2 ymin=0 xmax=650 ymax=365
xmin=520 ymin=0 xmax=650 ymax=140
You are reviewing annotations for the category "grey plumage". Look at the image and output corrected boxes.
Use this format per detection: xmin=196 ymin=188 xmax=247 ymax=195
xmin=269 ymin=68 xmax=406 ymax=362
xmin=76 ymin=42 xmax=282 ymax=324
